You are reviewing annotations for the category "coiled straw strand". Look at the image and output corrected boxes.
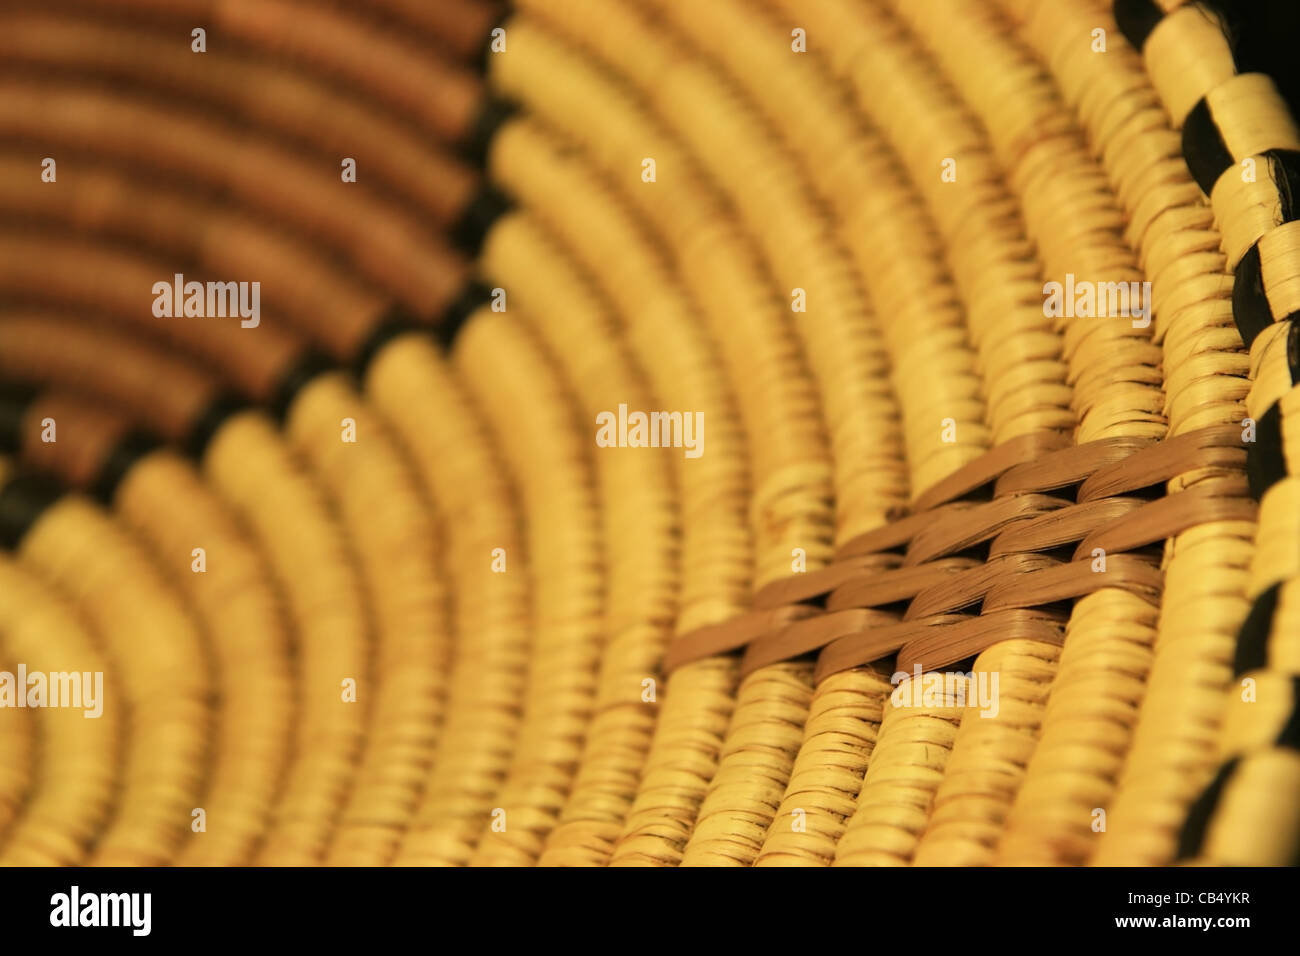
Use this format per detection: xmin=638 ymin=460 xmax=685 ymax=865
xmin=0 ymin=555 xmax=118 ymax=866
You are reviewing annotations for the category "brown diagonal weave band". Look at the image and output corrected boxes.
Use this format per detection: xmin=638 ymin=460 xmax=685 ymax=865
xmin=664 ymin=423 xmax=1256 ymax=681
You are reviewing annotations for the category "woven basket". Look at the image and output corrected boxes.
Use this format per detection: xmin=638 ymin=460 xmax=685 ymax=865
xmin=0 ymin=0 xmax=1296 ymax=867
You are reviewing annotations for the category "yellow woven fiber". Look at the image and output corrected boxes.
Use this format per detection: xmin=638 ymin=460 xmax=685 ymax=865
xmin=113 ymin=451 xmax=293 ymax=867
xmin=10 ymin=140 xmax=433 ymax=864
xmin=913 ymin=640 xmax=1062 ymax=866
xmin=672 ymin=0 xmax=1008 ymax=867
xmin=492 ymin=15 xmax=832 ymax=587
xmin=609 ymin=657 xmax=742 ymax=866
xmin=1249 ymin=573 xmax=1300 ymax=676
xmin=0 ymin=667 xmax=29 ymax=849
xmin=491 ymin=15 xmax=832 ymax=864
xmin=1014 ymin=0 xmax=1246 ymax=430
xmin=0 ymin=261 xmax=391 ymax=864
xmin=202 ymin=411 xmax=369 ymax=866
xmin=0 ymin=492 xmax=30 ymax=846
xmin=581 ymin=0 xmax=911 ymax=541
xmin=644 ymin=0 xmax=986 ymax=498
xmin=997 ymin=591 xmax=1158 ymax=864
xmin=1070 ymin=0 xmax=1300 ymax=865
xmin=372 ymin=335 xmax=532 ymax=868
xmin=5 ymin=0 xmax=1300 ymax=872
xmin=861 ymin=0 xmax=1161 ymax=862
xmin=1195 ymin=475 xmax=1299 ymax=865
xmin=1248 ymin=478 xmax=1300 ymax=597
xmin=478 ymin=211 xmax=679 ymax=866
xmin=1280 ymin=575 xmax=1300 ymax=664
xmin=680 ymin=662 xmax=815 ymax=866
xmin=992 ymin=0 xmax=1259 ymax=868
xmin=1213 ymin=159 xmax=1293 ymax=272
xmin=1206 ymin=75 xmax=1300 ymax=162
xmin=1247 ymin=323 xmax=1298 ymax=419
xmin=773 ymin=0 xmax=1074 ymax=446
xmin=482 ymin=119 xmax=751 ymax=634
xmin=282 ymin=373 xmax=451 ymax=867
xmin=0 ymin=555 xmax=118 ymax=866
xmin=479 ymin=116 xmax=753 ymax=866
xmin=1144 ymin=4 xmax=1238 ymax=126
xmin=456 ymin=308 xmax=605 ymax=866
xmin=753 ymin=665 xmax=895 ymax=867
xmin=1196 ymin=750 xmax=1300 ymax=865
xmin=1093 ymin=520 xmax=1256 ymax=864
xmin=1258 ymin=222 xmax=1300 ymax=320
xmin=889 ymin=0 xmax=1166 ymax=444
xmin=833 ymin=673 xmax=970 ymax=866
xmin=1217 ymin=670 xmax=1300 ymax=757
xmin=19 ymin=497 xmax=209 ymax=866
xmin=0 ymin=495 xmax=30 ymax=847
xmin=513 ymin=0 xmax=912 ymax=868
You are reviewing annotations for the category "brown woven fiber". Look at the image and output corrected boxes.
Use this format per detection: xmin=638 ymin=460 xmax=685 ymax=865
xmin=0 ymin=0 xmax=1297 ymax=874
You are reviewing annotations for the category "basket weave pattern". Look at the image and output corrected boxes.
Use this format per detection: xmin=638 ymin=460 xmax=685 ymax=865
xmin=0 ymin=0 xmax=1296 ymax=867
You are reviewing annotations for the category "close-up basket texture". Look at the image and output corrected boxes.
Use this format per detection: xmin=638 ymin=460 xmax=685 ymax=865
xmin=0 ymin=0 xmax=1297 ymax=871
